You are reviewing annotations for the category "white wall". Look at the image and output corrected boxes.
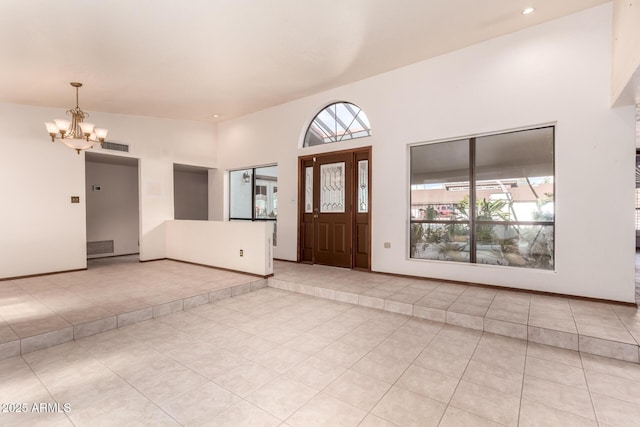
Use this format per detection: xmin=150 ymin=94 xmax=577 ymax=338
xmin=0 ymin=103 xmax=87 ymax=277
xmin=86 ymin=160 xmax=139 ymax=257
xmin=166 ymin=220 xmax=273 ymax=276
xmin=0 ymin=103 xmax=216 ymax=278
xmin=612 ymin=0 xmax=640 ymax=105
xmin=93 ymin=113 xmax=217 ymax=262
xmin=215 ymin=4 xmax=637 ymax=302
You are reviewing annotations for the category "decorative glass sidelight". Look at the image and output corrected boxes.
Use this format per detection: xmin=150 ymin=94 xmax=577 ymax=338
xmin=320 ymin=162 xmax=345 ymax=213
xmin=357 ymin=160 xmax=368 ymax=213
xmin=305 ymin=166 xmax=313 ymax=213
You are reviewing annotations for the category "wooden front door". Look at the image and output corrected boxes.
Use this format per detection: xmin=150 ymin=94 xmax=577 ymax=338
xmin=299 ymin=147 xmax=371 ymax=269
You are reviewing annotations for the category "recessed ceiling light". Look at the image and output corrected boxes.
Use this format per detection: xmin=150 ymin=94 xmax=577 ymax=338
xmin=522 ymin=7 xmax=535 ymax=15
xmin=212 ymin=114 xmax=219 ymax=118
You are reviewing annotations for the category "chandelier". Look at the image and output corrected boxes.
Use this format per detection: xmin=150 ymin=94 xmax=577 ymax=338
xmin=44 ymin=82 xmax=108 ymax=154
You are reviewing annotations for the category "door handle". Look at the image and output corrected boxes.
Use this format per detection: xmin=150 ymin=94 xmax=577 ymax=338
xmin=313 ymin=208 xmax=319 ymax=219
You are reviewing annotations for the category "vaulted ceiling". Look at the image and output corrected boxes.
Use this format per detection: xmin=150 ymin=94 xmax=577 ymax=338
xmin=0 ymin=0 xmax=610 ymax=122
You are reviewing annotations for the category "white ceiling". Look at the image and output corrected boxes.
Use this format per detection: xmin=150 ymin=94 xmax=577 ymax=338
xmin=0 ymin=0 xmax=610 ymax=122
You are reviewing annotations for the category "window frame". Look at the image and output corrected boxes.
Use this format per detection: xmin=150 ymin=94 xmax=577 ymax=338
xmin=409 ymin=126 xmax=555 ymax=270
xmin=228 ymin=165 xmax=278 ymax=222
xmin=303 ymin=102 xmax=372 ymax=147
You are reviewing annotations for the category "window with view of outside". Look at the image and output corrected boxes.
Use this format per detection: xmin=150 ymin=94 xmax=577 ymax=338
xmin=303 ymin=102 xmax=371 ymax=147
xmin=254 ymin=166 xmax=277 ymax=219
xmin=229 ymin=165 xmax=278 ymax=244
xmin=410 ymin=126 xmax=554 ymax=270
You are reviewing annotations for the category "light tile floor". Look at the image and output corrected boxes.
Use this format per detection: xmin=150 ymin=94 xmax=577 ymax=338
xmin=2 ymin=287 xmax=640 ymax=426
xmin=1 ymin=255 xmax=640 ymax=425
xmin=2 ymin=256 xmax=639 ymax=364
xmin=272 ymin=261 xmax=640 ymax=363
xmin=0 ymin=256 xmax=265 ymax=358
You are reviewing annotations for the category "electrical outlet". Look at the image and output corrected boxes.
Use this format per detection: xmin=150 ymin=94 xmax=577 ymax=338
xmin=239 ymin=249 xmax=244 ymax=257
xmin=71 ymin=196 xmax=80 ymax=203
xmin=384 ymin=242 xmax=391 ymax=248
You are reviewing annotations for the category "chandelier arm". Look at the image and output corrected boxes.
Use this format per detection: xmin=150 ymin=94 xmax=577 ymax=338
xmin=45 ymin=82 xmax=108 ymax=154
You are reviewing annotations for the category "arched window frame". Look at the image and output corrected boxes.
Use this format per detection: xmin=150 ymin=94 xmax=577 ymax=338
xmin=303 ymin=102 xmax=371 ymax=147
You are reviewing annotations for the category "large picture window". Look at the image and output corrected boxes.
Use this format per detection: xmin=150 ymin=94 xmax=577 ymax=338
xmin=410 ymin=127 xmax=554 ymax=270
xmin=229 ymin=165 xmax=278 ymax=243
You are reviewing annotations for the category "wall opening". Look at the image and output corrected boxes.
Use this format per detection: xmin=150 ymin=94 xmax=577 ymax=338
xmin=85 ymin=152 xmax=140 ymax=259
xmin=174 ymin=164 xmax=210 ymax=220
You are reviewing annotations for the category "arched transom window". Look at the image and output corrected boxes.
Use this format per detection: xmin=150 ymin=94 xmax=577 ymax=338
xmin=303 ymin=102 xmax=371 ymax=147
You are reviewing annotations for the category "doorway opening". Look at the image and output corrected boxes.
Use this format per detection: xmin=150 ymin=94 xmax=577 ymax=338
xmin=85 ymin=153 xmax=140 ymax=260
xmin=298 ymin=147 xmax=371 ymax=270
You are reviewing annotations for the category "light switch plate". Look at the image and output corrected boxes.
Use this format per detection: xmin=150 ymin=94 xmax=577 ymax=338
xmin=71 ymin=196 xmax=80 ymax=203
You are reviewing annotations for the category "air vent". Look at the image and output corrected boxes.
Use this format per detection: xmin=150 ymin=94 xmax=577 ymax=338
xmin=87 ymin=240 xmax=114 ymax=255
xmin=101 ymin=141 xmax=129 ymax=152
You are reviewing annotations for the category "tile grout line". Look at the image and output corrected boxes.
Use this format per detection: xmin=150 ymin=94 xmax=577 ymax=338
xmin=20 ymin=353 xmax=75 ymax=425
xmin=520 ymin=349 xmax=604 ymax=424
xmin=567 ymin=301 xmax=581 ymax=355
xmin=220 ymin=288 xmax=392 ymax=425
xmin=281 ymin=299 xmax=415 ymax=426
xmin=96 ymin=308 xmax=256 ymax=425
xmin=4 ymin=279 xmax=268 ymax=361
xmin=518 ymin=345 xmax=530 ymax=427
xmin=579 ymin=352 xmax=601 ymax=424
xmin=432 ymin=328 xmax=476 ymax=426
xmin=437 ymin=330 xmax=493 ymax=426
xmin=525 ymin=293 xmax=532 ymax=352
xmin=610 ymin=303 xmax=640 ymax=347
xmin=355 ymin=317 xmax=441 ymax=426
xmin=269 ymin=277 xmax=640 ymax=364
xmin=83 ymin=329 xmax=190 ymax=426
